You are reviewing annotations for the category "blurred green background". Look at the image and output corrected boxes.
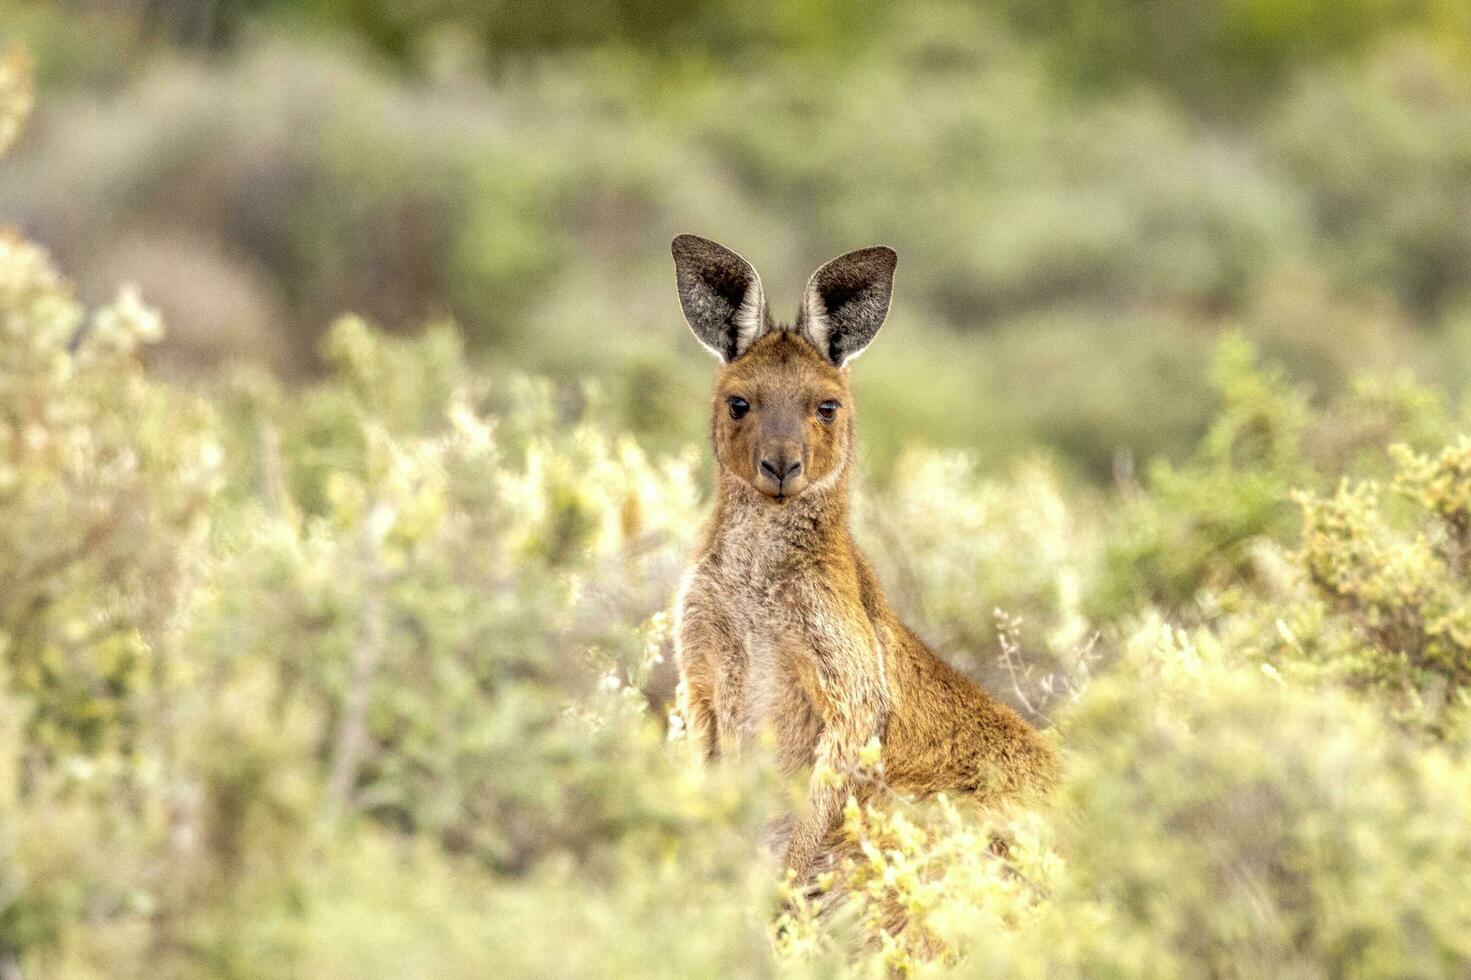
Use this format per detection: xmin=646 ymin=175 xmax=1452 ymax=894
xmin=4 ymin=0 xmax=1470 ymax=478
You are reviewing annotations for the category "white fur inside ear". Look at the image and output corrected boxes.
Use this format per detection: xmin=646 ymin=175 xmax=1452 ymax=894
xmin=801 ymin=288 xmax=831 ymax=363
xmin=733 ymin=278 xmax=767 ymax=356
xmin=797 ymin=244 xmax=897 ymax=367
xmin=833 ymin=342 xmax=868 ymax=367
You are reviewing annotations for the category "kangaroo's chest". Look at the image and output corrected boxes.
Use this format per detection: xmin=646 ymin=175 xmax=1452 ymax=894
xmin=699 ymin=540 xmax=825 ymax=766
xmin=713 ymin=554 xmax=798 ymax=693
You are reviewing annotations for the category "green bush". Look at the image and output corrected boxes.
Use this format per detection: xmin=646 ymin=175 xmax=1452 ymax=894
xmin=1000 ymin=0 xmax=1456 ymax=116
xmin=1267 ymin=41 xmax=1471 ymax=315
xmin=968 ymin=624 xmax=1471 ymax=978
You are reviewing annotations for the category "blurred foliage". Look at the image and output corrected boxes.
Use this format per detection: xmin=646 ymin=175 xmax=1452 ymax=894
xmin=1 ymin=1 xmax=1469 ymax=478
xmin=269 ymin=0 xmax=889 ymax=63
xmin=5 ymin=8 xmax=1471 ymax=978
xmin=1000 ymin=0 xmax=1467 ymax=115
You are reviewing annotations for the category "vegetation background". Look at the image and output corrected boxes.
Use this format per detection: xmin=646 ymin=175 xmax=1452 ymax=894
xmin=1 ymin=0 xmax=1470 ymax=975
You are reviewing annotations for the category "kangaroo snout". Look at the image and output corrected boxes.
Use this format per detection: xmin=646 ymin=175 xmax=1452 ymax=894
xmin=759 ymin=455 xmax=802 ymax=481
xmin=756 ymin=451 xmax=805 ymax=498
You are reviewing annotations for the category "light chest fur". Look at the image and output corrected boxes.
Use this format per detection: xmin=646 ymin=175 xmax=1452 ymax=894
xmin=676 ymin=494 xmax=847 ymax=770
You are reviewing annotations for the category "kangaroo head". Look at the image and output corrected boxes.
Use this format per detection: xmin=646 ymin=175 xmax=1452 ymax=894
xmin=671 ymin=234 xmax=897 ymax=502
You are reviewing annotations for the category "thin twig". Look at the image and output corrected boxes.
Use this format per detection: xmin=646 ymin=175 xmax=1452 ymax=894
xmin=325 ymin=514 xmax=389 ymax=816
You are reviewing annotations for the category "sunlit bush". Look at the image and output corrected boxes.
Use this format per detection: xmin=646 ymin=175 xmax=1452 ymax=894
xmin=0 ymin=222 xmax=216 ymax=756
xmin=1206 ymin=436 xmax=1471 ymax=739
xmin=965 ymin=623 xmax=1471 ymax=978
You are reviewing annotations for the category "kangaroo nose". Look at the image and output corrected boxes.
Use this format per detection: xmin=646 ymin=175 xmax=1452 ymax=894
xmin=760 ymin=458 xmax=802 ymax=482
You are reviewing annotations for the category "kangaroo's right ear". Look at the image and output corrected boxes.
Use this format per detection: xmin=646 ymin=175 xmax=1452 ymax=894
xmin=799 ymin=245 xmax=897 ymax=367
xmin=671 ymin=234 xmax=768 ymax=362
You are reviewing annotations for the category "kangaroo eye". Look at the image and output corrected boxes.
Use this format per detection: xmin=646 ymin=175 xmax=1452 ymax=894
xmin=727 ymin=396 xmax=750 ymax=420
xmin=816 ymin=400 xmax=839 ymax=423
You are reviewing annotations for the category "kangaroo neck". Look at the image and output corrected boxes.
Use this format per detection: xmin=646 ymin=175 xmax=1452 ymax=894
xmin=708 ymin=463 xmax=851 ymax=565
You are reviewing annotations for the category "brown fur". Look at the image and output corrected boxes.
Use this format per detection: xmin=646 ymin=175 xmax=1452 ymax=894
xmin=671 ymin=239 xmax=1058 ymax=883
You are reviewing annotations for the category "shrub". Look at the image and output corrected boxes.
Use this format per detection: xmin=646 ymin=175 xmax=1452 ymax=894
xmin=970 ymin=623 xmax=1471 ymax=978
xmin=1231 ymin=436 xmax=1471 ymax=738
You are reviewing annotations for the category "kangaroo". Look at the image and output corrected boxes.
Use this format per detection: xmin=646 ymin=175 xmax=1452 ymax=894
xmin=670 ymin=234 xmax=1059 ymax=883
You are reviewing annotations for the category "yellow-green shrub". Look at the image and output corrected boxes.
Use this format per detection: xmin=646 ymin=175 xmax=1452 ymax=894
xmin=967 ymin=623 xmax=1471 ymax=978
xmin=0 ymin=231 xmax=217 ymax=756
xmin=1227 ymin=437 xmax=1471 ymax=737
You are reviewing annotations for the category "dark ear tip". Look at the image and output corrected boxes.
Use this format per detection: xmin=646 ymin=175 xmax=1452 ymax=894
xmin=863 ymin=245 xmax=898 ymax=270
xmin=819 ymin=245 xmax=897 ymax=277
xmin=671 ymin=233 xmax=714 ymax=259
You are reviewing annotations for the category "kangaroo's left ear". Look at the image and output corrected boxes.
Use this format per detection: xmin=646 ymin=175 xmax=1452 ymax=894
xmin=799 ymin=245 xmax=897 ymax=367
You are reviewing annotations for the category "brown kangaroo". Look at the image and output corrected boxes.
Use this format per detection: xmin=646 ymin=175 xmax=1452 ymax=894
xmin=670 ymin=235 xmax=1058 ymax=882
